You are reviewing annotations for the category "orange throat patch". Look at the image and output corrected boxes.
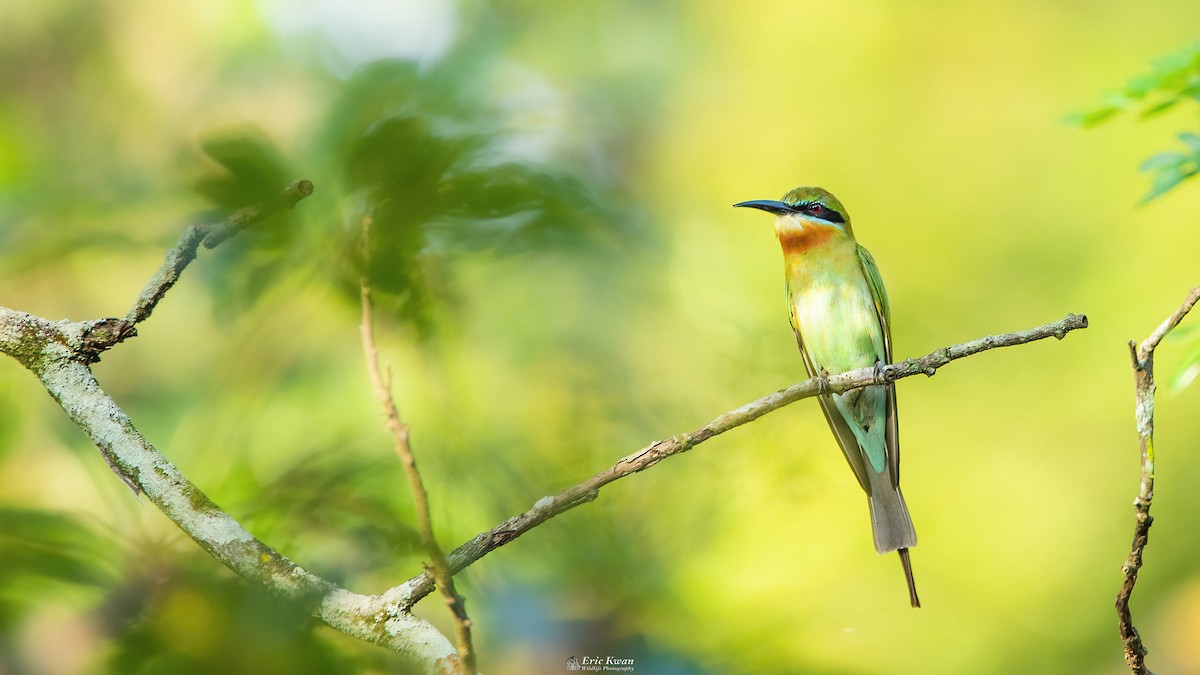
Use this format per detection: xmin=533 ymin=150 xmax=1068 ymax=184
xmin=777 ymin=223 xmax=836 ymax=256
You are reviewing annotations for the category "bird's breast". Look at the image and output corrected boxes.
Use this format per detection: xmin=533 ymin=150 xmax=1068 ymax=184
xmin=786 ymin=248 xmax=884 ymax=374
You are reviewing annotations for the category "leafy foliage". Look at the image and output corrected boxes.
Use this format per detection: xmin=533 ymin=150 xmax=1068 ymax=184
xmin=321 ymin=58 xmax=631 ymax=336
xmin=1075 ymin=42 xmax=1200 ymax=392
xmin=242 ymin=451 xmax=425 ymax=583
xmin=0 ymin=508 xmax=118 ymax=630
xmin=185 ymin=54 xmax=640 ymax=338
xmin=191 ymin=128 xmax=300 ymax=313
xmin=1136 ymin=132 xmax=1200 ymax=202
xmin=1070 ymin=41 xmax=1200 ymax=202
xmin=105 ymin=564 xmax=362 ymax=675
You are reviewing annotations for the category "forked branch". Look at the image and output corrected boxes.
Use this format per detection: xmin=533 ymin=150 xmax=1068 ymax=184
xmin=1117 ymin=286 xmax=1200 ymax=675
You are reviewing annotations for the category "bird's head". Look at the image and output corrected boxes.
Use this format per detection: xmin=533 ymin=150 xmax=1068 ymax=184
xmin=734 ymin=186 xmax=853 ymax=237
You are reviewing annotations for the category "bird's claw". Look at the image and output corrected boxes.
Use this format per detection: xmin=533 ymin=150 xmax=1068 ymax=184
xmin=816 ymin=368 xmax=832 ymax=395
xmin=874 ymin=360 xmax=892 ymax=384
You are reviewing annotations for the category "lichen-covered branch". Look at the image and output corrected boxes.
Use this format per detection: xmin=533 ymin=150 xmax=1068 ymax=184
xmin=0 ymin=314 xmax=460 ymax=670
xmin=396 ymin=312 xmax=1090 ymax=606
xmin=1117 ymin=286 xmax=1200 ymax=675
xmin=0 ymin=179 xmax=463 ymax=672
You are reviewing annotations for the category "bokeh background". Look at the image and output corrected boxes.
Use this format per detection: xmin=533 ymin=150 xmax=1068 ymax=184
xmin=2 ymin=2 xmax=1200 ymax=673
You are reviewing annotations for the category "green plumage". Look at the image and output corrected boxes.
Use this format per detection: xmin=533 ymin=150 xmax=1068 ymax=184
xmin=735 ymin=186 xmax=920 ymax=608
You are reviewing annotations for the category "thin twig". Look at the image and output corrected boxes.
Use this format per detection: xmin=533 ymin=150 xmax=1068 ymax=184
xmin=395 ymin=312 xmax=1090 ymax=607
xmin=1118 ymin=286 xmax=1200 ymax=675
xmin=124 ymin=179 xmax=314 ymax=327
xmin=359 ymin=217 xmax=477 ymax=674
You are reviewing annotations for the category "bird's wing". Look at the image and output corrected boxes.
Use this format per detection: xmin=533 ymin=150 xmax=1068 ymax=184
xmin=788 ymin=280 xmax=873 ymax=494
xmin=855 ymin=244 xmax=901 ymax=486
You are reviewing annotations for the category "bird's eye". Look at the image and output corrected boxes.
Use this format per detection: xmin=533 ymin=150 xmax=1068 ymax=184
xmin=807 ymin=203 xmax=823 ymax=214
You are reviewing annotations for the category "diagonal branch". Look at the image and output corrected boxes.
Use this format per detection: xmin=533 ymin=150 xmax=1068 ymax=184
xmin=30 ymin=179 xmax=315 ymax=489
xmin=1117 ymin=286 xmax=1200 ymax=675
xmin=1137 ymin=287 xmax=1200 ymax=361
xmin=395 ymin=312 xmax=1090 ymax=607
xmin=124 ymin=179 xmax=314 ymax=327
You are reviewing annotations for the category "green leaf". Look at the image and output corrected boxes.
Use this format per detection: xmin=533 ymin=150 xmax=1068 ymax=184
xmin=1179 ymin=131 xmax=1200 ymax=154
xmin=189 ymin=129 xmax=300 ymax=315
xmin=1138 ymin=151 xmax=1186 ymax=172
xmin=1166 ymin=322 xmax=1200 ymax=340
xmin=0 ymin=508 xmax=117 ymax=587
xmin=1139 ymin=95 xmax=1182 ymax=118
xmin=194 ymin=128 xmax=290 ymax=213
xmin=0 ymin=508 xmax=119 ymax=630
xmin=1064 ymin=106 xmax=1118 ymax=128
xmin=1168 ymin=335 xmax=1200 ymax=393
xmin=1141 ymin=164 xmax=1198 ymax=203
xmin=1073 ymin=42 xmax=1200 ymax=127
xmin=1137 ymin=133 xmax=1200 ymax=202
xmin=1126 ymin=73 xmax=1163 ymax=99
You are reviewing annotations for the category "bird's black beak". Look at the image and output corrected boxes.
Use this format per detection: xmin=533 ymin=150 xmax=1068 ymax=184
xmin=732 ymin=199 xmax=797 ymax=215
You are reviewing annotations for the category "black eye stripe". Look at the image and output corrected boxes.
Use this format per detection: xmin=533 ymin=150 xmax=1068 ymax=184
xmin=798 ymin=201 xmax=845 ymax=224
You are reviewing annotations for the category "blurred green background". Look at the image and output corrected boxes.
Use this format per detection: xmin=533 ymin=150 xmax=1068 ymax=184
xmin=3 ymin=1 xmax=1200 ymax=674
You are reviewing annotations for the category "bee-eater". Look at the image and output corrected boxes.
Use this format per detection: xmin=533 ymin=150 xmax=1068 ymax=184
xmin=735 ymin=186 xmax=919 ymax=608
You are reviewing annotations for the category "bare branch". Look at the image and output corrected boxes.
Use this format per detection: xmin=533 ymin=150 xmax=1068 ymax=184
xmin=1137 ymin=287 xmax=1200 ymax=361
xmin=1118 ymin=286 xmax=1199 ymax=675
xmin=124 ymin=179 xmax=314 ymax=327
xmin=359 ymin=217 xmax=477 ymax=674
xmin=396 ymin=312 xmax=1090 ymax=607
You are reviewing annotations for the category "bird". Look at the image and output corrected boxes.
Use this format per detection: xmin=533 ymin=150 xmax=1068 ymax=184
xmin=734 ymin=186 xmax=920 ymax=608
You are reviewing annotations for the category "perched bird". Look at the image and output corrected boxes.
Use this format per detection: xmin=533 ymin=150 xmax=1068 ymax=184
xmin=735 ymin=187 xmax=920 ymax=608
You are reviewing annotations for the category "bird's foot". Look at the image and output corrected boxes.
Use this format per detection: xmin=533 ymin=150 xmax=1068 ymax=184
xmin=816 ymin=368 xmax=832 ymax=395
xmin=873 ymin=360 xmax=893 ymax=385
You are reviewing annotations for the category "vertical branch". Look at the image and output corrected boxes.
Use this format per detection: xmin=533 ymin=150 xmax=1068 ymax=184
xmin=1117 ymin=286 xmax=1200 ymax=675
xmin=1119 ymin=340 xmax=1156 ymax=675
xmin=358 ymin=217 xmax=477 ymax=675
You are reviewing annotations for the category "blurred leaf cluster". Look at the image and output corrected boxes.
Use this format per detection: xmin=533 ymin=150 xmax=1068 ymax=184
xmin=0 ymin=502 xmax=417 ymax=673
xmin=190 ymin=129 xmax=299 ymax=312
xmin=1071 ymin=41 xmax=1200 ymax=202
xmin=104 ymin=555 xmax=380 ymax=675
xmin=0 ymin=508 xmax=118 ymax=630
xmin=191 ymin=53 xmax=636 ymax=336
xmin=1075 ymin=41 xmax=1200 ymax=395
xmin=323 ymin=58 xmax=624 ymax=336
xmin=1136 ymin=132 xmax=1200 ymax=203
